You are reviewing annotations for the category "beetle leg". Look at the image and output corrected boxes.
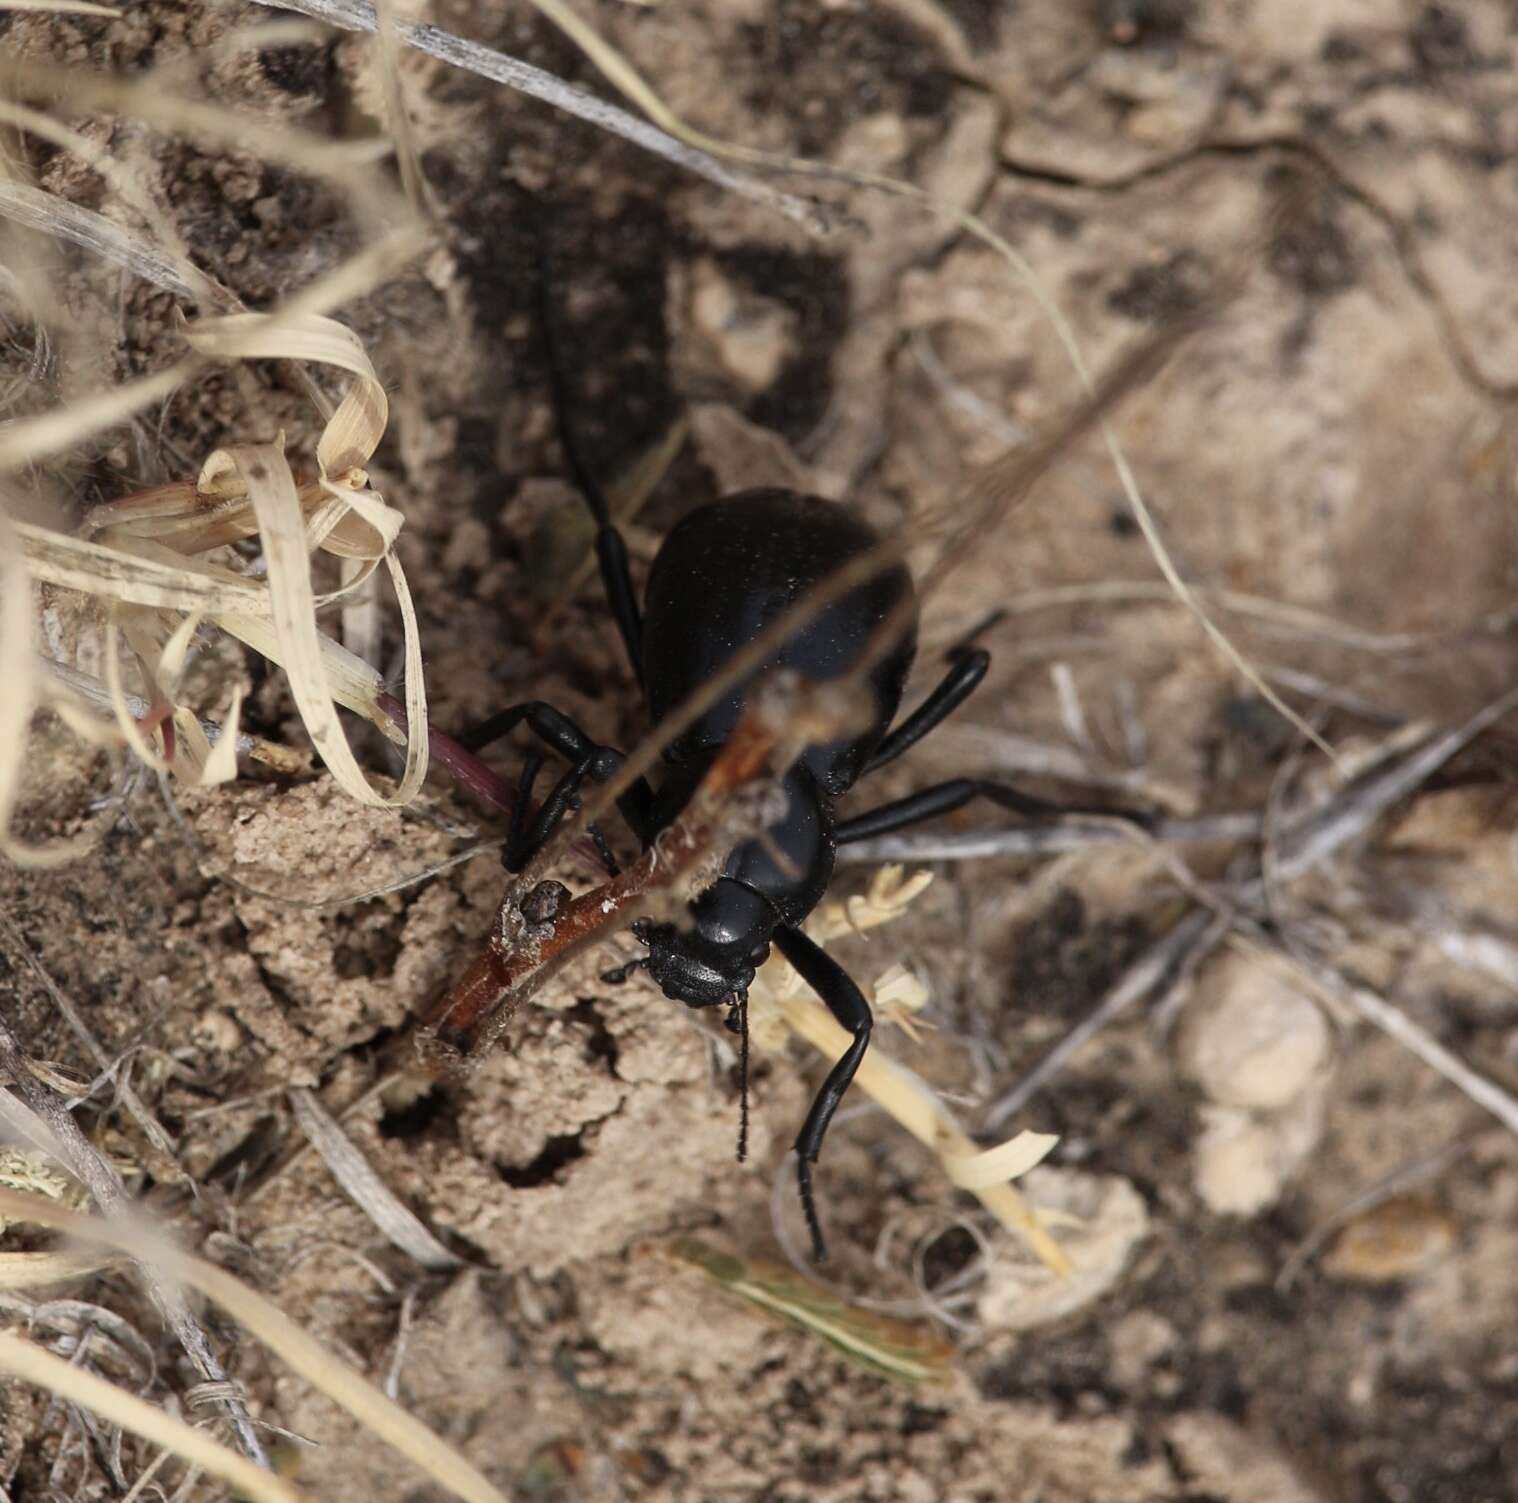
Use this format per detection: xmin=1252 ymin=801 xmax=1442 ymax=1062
xmin=726 ymin=987 xmax=751 ymax=1165
xmin=454 ymin=700 xmax=657 ymax=846
xmin=507 ymin=749 xmax=546 ymax=864
xmin=456 ymin=700 xmax=592 ymax=756
xmin=505 ymin=756 xmax=593 ymax=870
xmin=835 ymin=779 xmax=1153 ymax=845
xmin=587 ymin=822 xmax=623 ymax=878
xmin=862 ymin=648 xmax=989 ymax=775
xmin=773 ymin=925 xmax=873 ymax=1263
xmin=505 ymin=741 xmax=645 ymax=869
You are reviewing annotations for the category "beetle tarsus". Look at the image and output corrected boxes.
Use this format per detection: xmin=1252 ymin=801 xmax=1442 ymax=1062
xmin=797 ymin=1154 xmax=828 ymax=1264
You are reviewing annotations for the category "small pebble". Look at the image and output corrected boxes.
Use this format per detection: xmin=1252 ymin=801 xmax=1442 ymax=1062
xmin=1192 ymin=1088 xmax=1325 ymax=1216
xmin=1322 ymin=1197 xmax=1457 ymax=1283
xmin=1180 ymin=952 xmax=1331 ymax=1111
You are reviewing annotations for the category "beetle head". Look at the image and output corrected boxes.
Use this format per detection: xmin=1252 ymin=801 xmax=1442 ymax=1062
xmin=639 ymin=877 xmax=775 ymax=1008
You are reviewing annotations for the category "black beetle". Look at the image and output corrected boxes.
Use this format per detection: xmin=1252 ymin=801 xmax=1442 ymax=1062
xmin=458 ymin=316 xmax=1126 ymax=1260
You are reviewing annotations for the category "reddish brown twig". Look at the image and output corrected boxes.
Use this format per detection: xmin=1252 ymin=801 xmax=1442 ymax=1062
xmin=374 ymin=690 xmax=619 ymax=880
xmin=375 ymin=690 xmax=520 ymax=816
xmin=417 ymin=674 xmax=851 ymax=1066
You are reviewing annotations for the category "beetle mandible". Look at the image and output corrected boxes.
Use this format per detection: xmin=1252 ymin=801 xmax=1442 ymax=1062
xmin=459 ymin=302 xmax=1113 ymax=1261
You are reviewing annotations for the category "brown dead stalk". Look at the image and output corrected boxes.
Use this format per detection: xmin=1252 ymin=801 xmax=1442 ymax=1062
xmin=418 ymin=674 xmax=853 ymax=1063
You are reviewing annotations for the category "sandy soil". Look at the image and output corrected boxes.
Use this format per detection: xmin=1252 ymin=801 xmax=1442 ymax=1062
xmin=4 ymin=1 xmax=1518 ymax=1499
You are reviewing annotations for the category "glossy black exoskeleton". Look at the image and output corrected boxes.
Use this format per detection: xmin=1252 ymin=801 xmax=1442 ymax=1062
xmin=459 ymin=319 xmax=1120 ymax=1261
xmin=635 ymin=490 xmax=916 ymax=1008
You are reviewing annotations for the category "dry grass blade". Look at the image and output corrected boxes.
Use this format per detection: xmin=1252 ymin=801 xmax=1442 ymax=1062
xmin=0 ymin=1022 xmax=268 ymax=1466
xmin=0 ymin=908 xmax=180 ymax=1164
xmin=250 ymin=0 xmax=831 ymax=231
xmin=1 ymin=223 xmax=424 ymax=472
xmin=371 ymin=0 xmax=433 ymax=216
xmin=996 ymin=580 xmax=1451 ymax=655
xmin=0 ymin=1249 xmax=117 ymax=1289
xmin=0 ymin=503 xmax=55 ymax=866
xmin=837 ymin=810 xmax=1263 ymax=865
xmin=183 ymin=312 xmax=391 ymax=484
xmin=0 ymin=97 xmax=221 ymax=309
xmin=0 ymin=363 xmax=191 ymax=475
xmin=0 ymin=180 xmax=208 ymax=303
xmin=0 ymin=1189 xmax=514 ymax=1503
xmin=13 ymin=60 xmax=407 ymax=228
xmin=0 ymin=1330 xmax=311 ymax=1503
xmin=654 ymin=1238 xmax=955 ymax=1384
xmin=0 ymin=0 xmax=118 ymax=11
xmin=8 ymin=226 xmax=429 ymax=837
xmin=287 ymin=1089 xmax=462 ymax=1271
xmin=0 ymin=1091 xmax=65 ymax=1164
xmin=39 ymin=658 xmax=299 ymax=772
xmin=17 ymin=523 xmax=267 ymax=611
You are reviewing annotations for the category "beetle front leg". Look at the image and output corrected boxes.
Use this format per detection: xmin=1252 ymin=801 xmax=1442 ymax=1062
xmin=454 ymin=699 xmax=657 ymax=848
xmin=773 ymin=925 xmax=873 ymax=1263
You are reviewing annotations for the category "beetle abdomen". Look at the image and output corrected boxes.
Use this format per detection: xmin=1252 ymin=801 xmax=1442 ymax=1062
xmin=641 ymin=490 xmax=917 ymax=794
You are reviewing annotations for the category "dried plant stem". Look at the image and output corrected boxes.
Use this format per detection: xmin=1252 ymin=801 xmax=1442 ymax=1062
xmin=0 ymin=910 xmax=178 ymax=1169
xmin=249 ymin=0 xmax=831 ymax=232
xmin=287 ymin=1087 xmax=462 ymax=1271
xmin=39 ymin=658 xmax=302 ymax=773
xmin=0 ymin=1018 xmax=269 ymax=1468
xmin=375 ymin=691 xmax=519 ymax=817
xmin=994 ymin=579 xmax=1462 ymax=655
xmin=0 ymin=1190 xmax=512 ymax=1503
xmin=983 ymin=907 xmax=1225 ymax=1131
xmin=838 ymin=810 xmax=1262 ymax=865
xmin=0 ymin=1332 xmax=305 ymax=1503
xmin=776 ymin=992 xmax=1068 ymax=1276
xmin=0 ymin=180 xmax=209 ymax=303
xmin=1256 ymin=935 xmax=1518 ymax=1137
xmin=1265 ymin=683 xmax=1518 ymax=886
xmin=420 ymin=693 xmax=802 ymax=1061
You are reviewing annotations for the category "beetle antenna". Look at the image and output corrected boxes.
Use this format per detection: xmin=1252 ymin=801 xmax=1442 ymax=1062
xmin=536 ymin=248 xmax=613 ymax=528
xmin=536 ymin=240 xmax=644 ymax=679
xmin=734 ymin=988 xmax=750 ymax=1164
xmin=797 ymin=1156 xmax=828 ymax=1263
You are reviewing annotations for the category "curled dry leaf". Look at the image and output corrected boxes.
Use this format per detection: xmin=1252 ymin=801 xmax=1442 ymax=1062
xmin=5 ymin=288 xmax=430 ymax=849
